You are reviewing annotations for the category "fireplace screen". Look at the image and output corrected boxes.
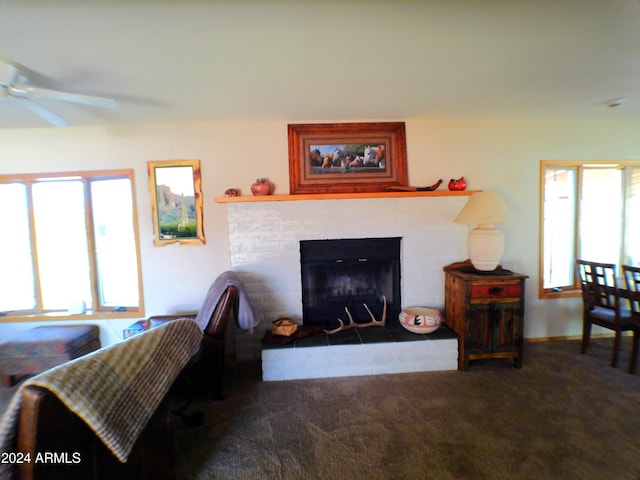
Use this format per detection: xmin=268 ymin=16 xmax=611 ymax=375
xmin=300 ymin=237 xmax=401 ymax=326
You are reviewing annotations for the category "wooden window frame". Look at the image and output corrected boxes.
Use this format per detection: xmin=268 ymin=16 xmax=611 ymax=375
xmin=539 ymin=160 xmax=640 ymax=299
xmin=0 ymin=169 xmax=145 ymax=322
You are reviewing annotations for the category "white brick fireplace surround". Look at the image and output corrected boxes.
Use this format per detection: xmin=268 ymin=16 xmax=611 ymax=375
xmin=224 ymin=195 xmax=470 ymax=379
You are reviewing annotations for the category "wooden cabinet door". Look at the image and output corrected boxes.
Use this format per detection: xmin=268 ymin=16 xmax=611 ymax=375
xmin=467 ymin=302 xmax=521 ymax=355
xmin=467 ymin=304 xmax=492 ymax=353
xmin=492 ymin=303 xmax=522 ymax=353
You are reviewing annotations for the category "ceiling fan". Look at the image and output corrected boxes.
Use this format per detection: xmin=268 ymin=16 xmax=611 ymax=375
xmin=0 ymin=59 xmax=117 ymax=127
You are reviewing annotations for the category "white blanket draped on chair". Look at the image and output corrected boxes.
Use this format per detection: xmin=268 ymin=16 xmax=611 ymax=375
xmin=195 ymin=271 xmax=259 ymax=332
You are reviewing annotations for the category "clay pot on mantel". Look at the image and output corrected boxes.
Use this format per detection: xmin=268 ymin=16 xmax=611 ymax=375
xmin=251 ymin=178 xmax=274 ymax=196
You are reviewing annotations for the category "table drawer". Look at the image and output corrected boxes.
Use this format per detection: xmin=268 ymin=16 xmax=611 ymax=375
xmin=470 ymin=283 xmax=521 ymax=299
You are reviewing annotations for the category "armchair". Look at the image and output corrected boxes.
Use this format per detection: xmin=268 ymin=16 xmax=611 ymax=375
xmin=15 ymin=385 xmax=175 ymax=480
xmin=0 ymin=319 xmax=202 ymax=480
xmin=148 ymin=285 xmax=239 ymax=400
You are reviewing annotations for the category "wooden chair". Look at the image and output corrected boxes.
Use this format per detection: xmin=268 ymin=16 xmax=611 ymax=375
xmin=148 ymin=285 xmax=239 ymax=399
xmin=576 ymin=260 xmax=636 ymax=373
xmin=622 ymin=264 xmax=640 ymax=374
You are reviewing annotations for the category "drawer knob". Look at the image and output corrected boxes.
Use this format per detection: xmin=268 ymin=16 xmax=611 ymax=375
xmin=488 ymin=287 xmax=503 ymax=295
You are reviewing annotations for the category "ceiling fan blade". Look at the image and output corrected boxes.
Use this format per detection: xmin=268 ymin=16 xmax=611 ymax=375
xmin=19 ymin=97 xmax=69 ymax=126
xmin=0 ymin=62 xmax=21 ymax=86
xmin=20 ymin=86 xmax=118 ymax=109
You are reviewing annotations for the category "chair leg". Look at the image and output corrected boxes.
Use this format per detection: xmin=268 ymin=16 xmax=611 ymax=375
xmin=611 ymin=331 xmax=621 ymax=368
xmin=630 ymin=330 xmax=639 ymax=375
xmin=581 ymin=321 xmax=591 ymax=354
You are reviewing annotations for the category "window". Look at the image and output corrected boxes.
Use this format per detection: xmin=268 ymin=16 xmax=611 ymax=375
xmin=539 ymin=160 xmax=640 ymax=298
xmin=0 ymin=170 xmax=144 ymax=319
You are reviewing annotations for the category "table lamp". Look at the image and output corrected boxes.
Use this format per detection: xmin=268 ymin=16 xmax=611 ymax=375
xmin=454 ymin=192 xmax=514 ymax=271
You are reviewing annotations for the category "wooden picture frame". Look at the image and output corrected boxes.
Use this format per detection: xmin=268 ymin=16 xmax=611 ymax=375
xmin=148 ymin=159 xmax=205 ymax=246
xmin=288 ymin=122 xmax=408 ymax=194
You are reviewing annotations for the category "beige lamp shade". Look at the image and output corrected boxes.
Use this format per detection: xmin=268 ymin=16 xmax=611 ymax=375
xmin=454 ymin=192 xmax=514 ymax=225
xmin=454 ymin=192 xmax=514 ymax=271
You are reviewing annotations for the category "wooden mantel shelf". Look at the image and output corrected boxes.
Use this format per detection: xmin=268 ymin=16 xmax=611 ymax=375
xmin=214 ymin=190 xmax=480 ymax=203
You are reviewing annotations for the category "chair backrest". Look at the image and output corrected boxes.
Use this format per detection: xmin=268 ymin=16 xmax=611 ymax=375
xmin=575 ymin=260 xmax=620 ymax=311
xmin=203 ymin=285 xmax=239 ymax=340
xmin=622 ymin=264 xmax=640 ymax=316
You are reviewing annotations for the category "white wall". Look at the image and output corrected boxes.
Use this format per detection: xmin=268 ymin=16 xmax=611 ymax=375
xmin=1 ymin=117 xmax=638 ymax=348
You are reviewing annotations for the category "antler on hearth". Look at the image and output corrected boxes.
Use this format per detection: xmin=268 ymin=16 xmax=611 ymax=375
xmin=324 ymin=295 xmax=387 ymax=334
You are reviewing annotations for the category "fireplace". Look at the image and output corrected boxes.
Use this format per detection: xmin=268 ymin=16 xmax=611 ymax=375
xmin=300 ymin=237 xmax=401 ymax=328
xmin=226 ymin=195 xmax=468 ymax=362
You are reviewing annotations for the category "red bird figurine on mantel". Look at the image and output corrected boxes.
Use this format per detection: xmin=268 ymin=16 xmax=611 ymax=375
xmin=448 ymin=177 xmax=467 ymax=191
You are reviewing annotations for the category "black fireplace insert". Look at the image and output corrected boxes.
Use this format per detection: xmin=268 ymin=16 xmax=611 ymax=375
xmin=300 ymin=237 xmax=401 ymax=328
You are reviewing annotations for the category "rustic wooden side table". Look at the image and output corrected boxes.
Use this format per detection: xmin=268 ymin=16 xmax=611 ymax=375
xmin=443 ymin=261 xmax=528 ymax=371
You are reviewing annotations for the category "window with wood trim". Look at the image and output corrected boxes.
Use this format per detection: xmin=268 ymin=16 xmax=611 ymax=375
xmin=0 ymin=170 xmax=144 ymax=319
xmin=539 ymin=160 xmax=640 ymax=298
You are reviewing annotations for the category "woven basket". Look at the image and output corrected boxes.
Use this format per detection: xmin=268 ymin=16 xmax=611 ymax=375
xmin=272 ymin=318 xmax=298 ymax=337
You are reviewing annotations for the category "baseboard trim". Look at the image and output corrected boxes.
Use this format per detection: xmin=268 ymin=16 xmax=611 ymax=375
xmin=524 ymin=332 xmax=625 ymax=343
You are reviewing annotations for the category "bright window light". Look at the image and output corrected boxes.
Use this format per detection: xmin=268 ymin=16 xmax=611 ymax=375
xmin=0 ymin=183 xmax=35 ymax=312
xmin=0 ymin=170 xmax=143 ymax=318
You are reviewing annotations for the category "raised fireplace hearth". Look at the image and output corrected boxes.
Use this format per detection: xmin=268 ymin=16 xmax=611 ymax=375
xmin=300 ymin=237 xmax=401 ymax=329
xmin=262 ymin=323 xmax=458 ymax=380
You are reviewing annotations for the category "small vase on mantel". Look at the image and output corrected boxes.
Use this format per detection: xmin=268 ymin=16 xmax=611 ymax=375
xmin=251 ymin=178 xmax=273 ymax=196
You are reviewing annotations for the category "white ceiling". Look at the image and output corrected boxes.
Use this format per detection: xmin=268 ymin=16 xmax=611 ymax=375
xmin=1 ymin=0 xmax=639 ymax=129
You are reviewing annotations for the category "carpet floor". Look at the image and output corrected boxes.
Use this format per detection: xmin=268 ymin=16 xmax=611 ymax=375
xmin=172 ymin=337 xmax=640 ymax=480
xmin=1 ymin=337 xmax=638 ymax=479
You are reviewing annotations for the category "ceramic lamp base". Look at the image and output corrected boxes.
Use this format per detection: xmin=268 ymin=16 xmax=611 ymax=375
xmin=467 ymin=224 xmax=505 ymax=271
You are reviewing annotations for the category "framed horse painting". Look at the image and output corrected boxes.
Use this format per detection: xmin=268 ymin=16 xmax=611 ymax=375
xmin=287 ymin=122 xmax=408 ymax=194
